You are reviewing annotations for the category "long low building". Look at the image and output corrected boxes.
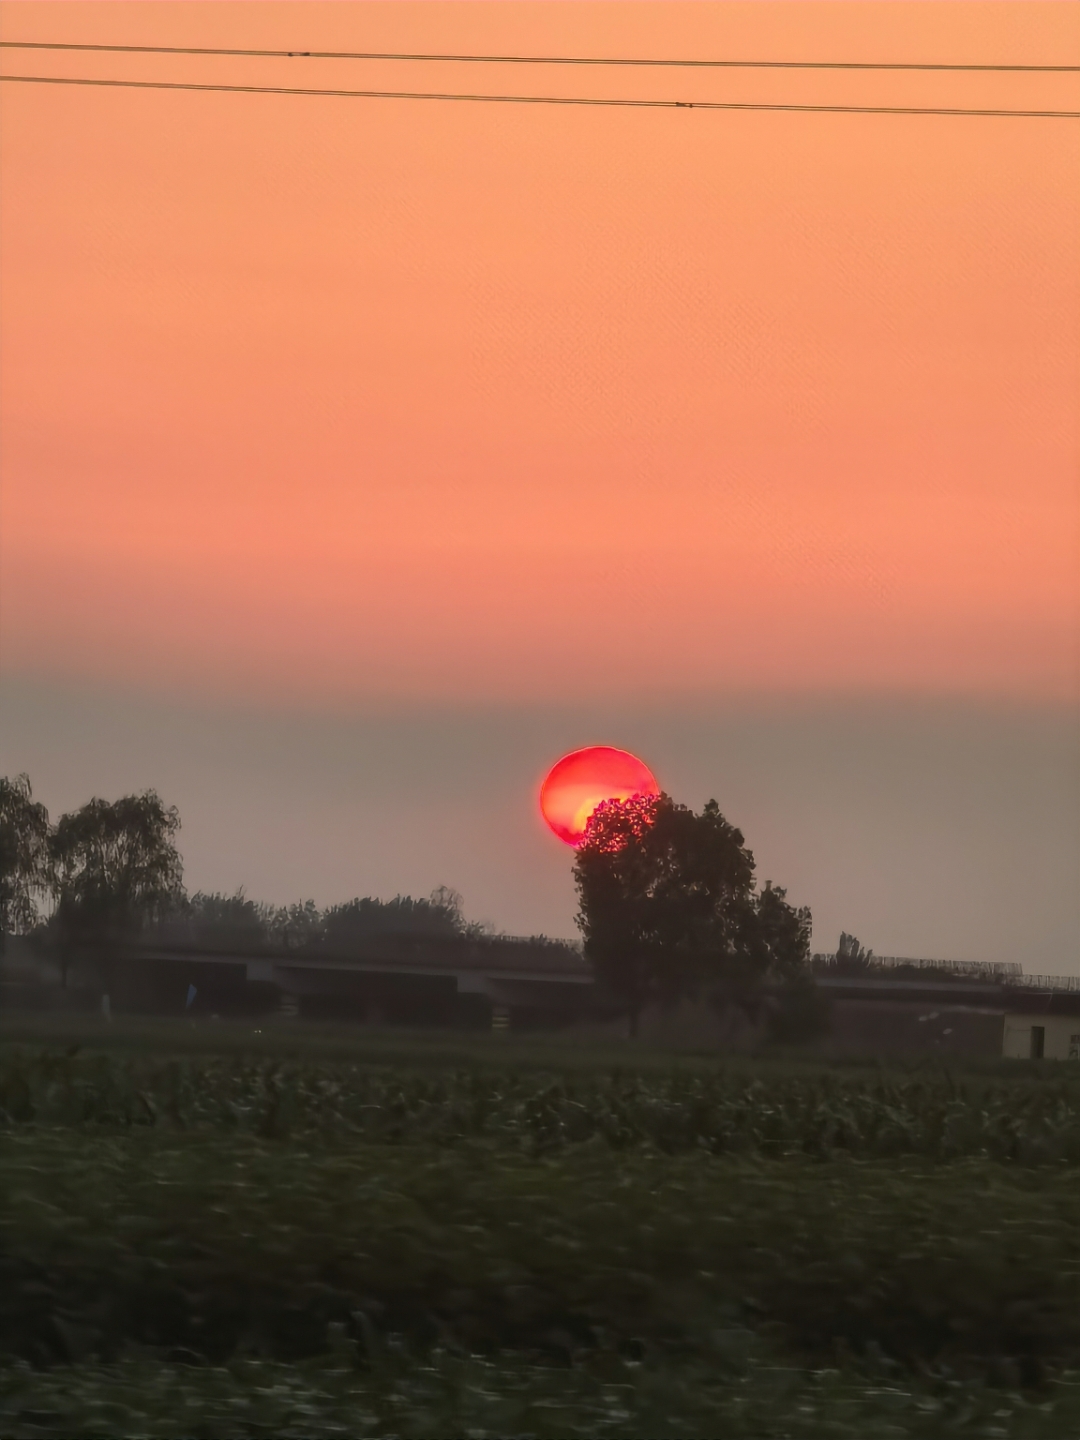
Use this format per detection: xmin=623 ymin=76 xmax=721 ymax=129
xmin=4 ymin=936 xmax=1078 ymax=1057
xmin=95 ymin=933 xmax=607 ymax=1032
xmin=813 ymin=972 xmax=1080 ymax=1060
xmin=1001 ymin=994 xmax=1080 ymax=1061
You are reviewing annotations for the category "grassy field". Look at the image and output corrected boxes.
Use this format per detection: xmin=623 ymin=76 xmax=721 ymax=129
xmin=1 ymin=1013 xmax=1078 ymax=1438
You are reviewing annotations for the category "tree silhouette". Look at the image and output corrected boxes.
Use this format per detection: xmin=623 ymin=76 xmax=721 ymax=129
xmin=185 ymin=889 xmax=277 ymax=953
xmin=0 ymin=774 xmax=52 ymax=949
xmin=269 ymin=898 xmax=323 ymax=952
xmin=573 ymin=792 xmax=812 ymax=1037
xmin=51 ymin=791 xmax=184 ymax=990
xmin=835 ymin=931 xmax=874 ymax=969
xmin=319 ymin=890 xmax=465 ymax=950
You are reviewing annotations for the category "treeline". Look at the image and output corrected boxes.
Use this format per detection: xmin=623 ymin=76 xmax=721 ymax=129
xmin=159 ymin=887 xmax=505 ymax=955
xmin=0 ymin=776 xmax=567 ymax=966
xmin=3 ymin=773 xmax=828 ymax=1037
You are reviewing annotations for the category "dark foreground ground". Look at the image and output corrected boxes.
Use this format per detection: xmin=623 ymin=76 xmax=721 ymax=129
xmin=1 ymin=1013 xmax=1078 ymax=1438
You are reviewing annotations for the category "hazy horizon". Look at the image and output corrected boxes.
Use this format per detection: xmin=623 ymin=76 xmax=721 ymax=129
xmin=2 ymin=675 xmax=1076 ymax=973
xmin=2 ymin=3 xmax=1077 ymax=975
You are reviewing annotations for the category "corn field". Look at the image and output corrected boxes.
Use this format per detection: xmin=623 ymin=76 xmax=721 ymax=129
xmin=2 ymin=1047 xmax=1078 ymax=1163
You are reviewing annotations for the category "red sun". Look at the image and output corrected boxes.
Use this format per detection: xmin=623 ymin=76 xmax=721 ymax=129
xmin=540 ymin=746 xmax=660 ymax=847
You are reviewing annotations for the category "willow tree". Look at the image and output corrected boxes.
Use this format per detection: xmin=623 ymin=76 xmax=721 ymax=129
xmin=51 ymin=791 xmax=184 ymax=989
xmin=0 ymin=774 xmax=52 ymax=950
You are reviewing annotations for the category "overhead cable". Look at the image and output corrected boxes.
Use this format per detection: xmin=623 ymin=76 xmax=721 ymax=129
xmin=1 ymin=39 xmax=1077 ymax=73
xmin=1 ymin=73 xmax=1077 ymax=118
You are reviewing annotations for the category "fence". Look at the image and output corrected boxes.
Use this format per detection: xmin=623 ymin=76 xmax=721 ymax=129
xmin=811 ymin=954 xmax=1021 ymax=977
xmin=811 ymin=954 xmax=1079 ymax=993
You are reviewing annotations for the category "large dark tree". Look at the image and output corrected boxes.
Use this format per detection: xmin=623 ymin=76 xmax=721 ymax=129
xmin=573 ymin=792 xmax=812 ymax=1037
xmin=0 ymin=774 xmax=52 ymax=948
xmin=51 ymin=791 xmax=184 ymax=989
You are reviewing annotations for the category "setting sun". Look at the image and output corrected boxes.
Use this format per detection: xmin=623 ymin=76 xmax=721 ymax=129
xmin=539 ymin=746 xmax=660 ymax=846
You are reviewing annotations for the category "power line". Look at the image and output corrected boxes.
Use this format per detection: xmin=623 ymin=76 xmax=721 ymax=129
xmin=2 ymin=39 xmax=1077 ymax=73
xmin=2 ymin=74 xmax=1077 ymax=118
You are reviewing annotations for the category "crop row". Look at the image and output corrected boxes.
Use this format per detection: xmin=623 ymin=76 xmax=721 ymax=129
xmin=3 ymin=1130 xmax=1077 ymax=1374
xmin=2 ymin=1050 xmax=1078 ymax=1163
xmin=5 ymin=1353 xmax=1080 ymax=1439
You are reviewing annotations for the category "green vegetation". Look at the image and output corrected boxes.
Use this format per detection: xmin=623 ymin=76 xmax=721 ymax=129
xmin=4 ymin=1128 xmax=1079 ymax=1370
xmin=2 ymin=1043 xmax=1078 ymax=1163
xmin=1 ymin=1021 xmax=1078 ymax=1437
xmin=4 ymin=1354 xmax=1078 ymax=1439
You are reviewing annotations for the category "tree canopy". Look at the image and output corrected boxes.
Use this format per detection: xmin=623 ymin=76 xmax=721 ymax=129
xmin=151 ymin=888 xmax=476 ymax=956
xmin=320 ymin=888 xmax=468 ymax=949
xmin=183 ymin=890 xmax=278 ymax=953
xmin=51 ymin=791 xmax=185 ymax=963
xmin=573 ymin=792 xmax=812 ymax=1035
xmin=0 ymin=774 xmax=52 ymax=943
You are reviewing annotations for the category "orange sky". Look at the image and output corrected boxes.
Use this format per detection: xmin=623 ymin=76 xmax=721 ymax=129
xmin=2 ymin=2 xmax=1079 ymax=706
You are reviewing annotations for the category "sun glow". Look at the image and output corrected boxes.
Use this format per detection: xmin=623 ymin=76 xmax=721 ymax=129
xmin=539 ymin=746 xmax=660 ymax=846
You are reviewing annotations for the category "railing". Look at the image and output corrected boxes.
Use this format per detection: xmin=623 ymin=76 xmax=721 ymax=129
xmin=811 ymin=954 xmax=1021 ymax=977
xmin=811 ymin=955 xmax=1080 ymax=993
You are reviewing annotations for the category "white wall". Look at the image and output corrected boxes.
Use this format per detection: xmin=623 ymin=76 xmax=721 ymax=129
xmin=1002 ymin=1014 xmax=1080 ymax=1061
